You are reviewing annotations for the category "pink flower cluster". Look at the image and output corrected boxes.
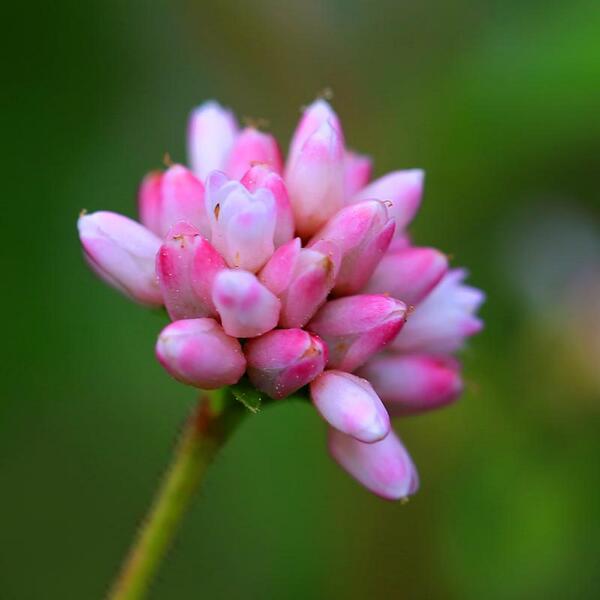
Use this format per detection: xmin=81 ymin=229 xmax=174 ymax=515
xmin=78 ymin=99 xmax=484 ymax=500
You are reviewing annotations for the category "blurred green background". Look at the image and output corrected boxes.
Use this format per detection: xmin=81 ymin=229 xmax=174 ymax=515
xmin=3 ymin=0 xmax=600 ymax=598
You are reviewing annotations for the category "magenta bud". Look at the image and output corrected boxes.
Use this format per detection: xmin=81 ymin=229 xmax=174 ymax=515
xmin=245 ymin=329 xmax=328 ymax=399
xmin=258 ymin=237 xmax=302 ymax=295
xmin=391 ymin=269 xmax=485 ymax=354
xmin=344 ymin=150 xmax=372 ymax=197
xmin=226 ymin=127 xmax=283 ymax=180
xmin=259 ymin=238 xmax=341 ymax=328
xmin=328 ymin=427 xmax=419 ymax=500
xmin=138 ymin=165 xmax=209 ymax=239
xmin=241 ymin=164 xmax=294 ymax=248
xmin=78 ymin=211 xmax=162 ymax=307
xmin=156 ymin=221 xmax=226 ymax=321
xmin=285 ymin=120 xmax=345 ymax=239
xmin=310 ymin=200 xmax=395 ymax=295
xmin=353 ymin=169 xmax=424 ymax=232
xmin=286 ymin=99 xmax=344 ymax=170
xmin=308 ymin=294 xmax=407 ymax=372
xmin=358 ymin=354 xmax=463 ymax=415
xmin=364 ymin=245 xmax=448 ymax=305
xmin=156 ymin=318 xmax=246 ymax=389
xmin=187 ymin=101 xmax=238 ymax=179
xmin=205 ymin=171 xmax=276 ymax=272
xmin=212 ymin=269 xmax=280 ymax=338
xmin=311 ymin=371 xmax=390 ymax=443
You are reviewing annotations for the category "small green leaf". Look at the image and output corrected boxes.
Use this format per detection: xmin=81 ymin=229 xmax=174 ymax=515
xmin=230 ymin=379 xmax=263 ymax=413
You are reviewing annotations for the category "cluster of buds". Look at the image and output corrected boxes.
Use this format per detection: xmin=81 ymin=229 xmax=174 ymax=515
xmin=78 ymin=99 xmax=483 ymax=500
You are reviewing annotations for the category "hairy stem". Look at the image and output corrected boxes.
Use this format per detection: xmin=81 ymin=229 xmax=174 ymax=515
xmin=107 ymin=392 xmax=245 ymax=600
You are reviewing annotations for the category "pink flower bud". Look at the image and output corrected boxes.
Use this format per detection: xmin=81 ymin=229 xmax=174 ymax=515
xmin=308 ymin=295 xmax=407 ymax=372
xmin=358 ymin=354 xmax=463 ymax=415
xmin=78 ymin=211 xmax=162 ymax=307
xmin=212 ymin=269 xmax=280 ymax=338
xmin=156 ymin=318 xmax=245 ymax=389
xmin=259 ymin=238 xmax=341 ymax=328
xmin=156 ymin=222 xmax=226 ymax=321
xmin=258 ymin=237 xmax=302 ymax=295
xmin=187 ymin=101 xmax=238 ymax=179
xmin=311 ymin=371 xmax=390 ymax=443
xmin=225 ymin=127 xmax=283 ymax=180
xmin=205 ymin=171 xmax=276 ymax=272
xmin=328 ymin=428 xmax=419 ymax=500
xmin=285 ymin=121 xmax=345 ymax=239
xmin=310 ymin=200 xmax=395 ymax=295
xmin=391 ymin=269 xmax=484 ymax=354
xmin=353 ymin=169 xmax=424 ymax=232
xmin=364 ymin=245 xmax=448 ymax=305
xmin=241 ymin=164 xmax=294 ymax=247
xmin=138 ymin=165 xmax=209 ymax=239
xmin=245 ymin=329 xmax=328 ymax=399
xmin=344 ymin=150 xmax=372 ymax=197
xmin=286 ymin=99 xmax=343 ymax=170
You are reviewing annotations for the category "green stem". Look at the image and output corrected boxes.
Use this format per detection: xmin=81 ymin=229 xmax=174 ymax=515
xmin=107 ymin=392 xmax=245 ymax=600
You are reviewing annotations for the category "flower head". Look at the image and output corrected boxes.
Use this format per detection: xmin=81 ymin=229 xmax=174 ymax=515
xmin=77 ymin=98 xmax=484 ymax=500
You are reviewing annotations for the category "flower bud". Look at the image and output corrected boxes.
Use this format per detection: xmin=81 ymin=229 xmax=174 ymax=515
xmin=212 ymin=269 xmax=280 ymax=338
xmin=328 ymin=428 xmax=419 ymax=500
xmin=285 ymin=120 xmax=345 ymax=239
xmin=156 ymin=318 xmax=245 ymax=389
xmin=226 ymin=127 xmax=283 ymax=180
xmin=78 ymin=211 xmax=162 ymax=307
xmin=353 ymin=169 xmax=423 ymax=232
xmin=205 ymin=172 xmax=276 ymax=272
xmin=391 ymin=269 xmax=484 ymax=354
xmin=311 ymin=371 xmax=390 ymax=443
xmin=308 ymin=295 xmax=406 ymax=372
xmin=138 ymin=165 xmax=209 ymax=239
xmin=187 ymin=101 xmax=238 ymax=179
xmin=241 ymin=164 xmax=294 ymax=247
xmin=364 ymin=245 xmax=448 ymax=305
xmin=344 ymin=150 xmax=372 ymax=197
xmin=245 ymin=329 xmax=328 ymax=399
xmin=310 ymin=200 xmax=395 ymax=295
xmin=156 ymin=221 xmax=226 ymax=320
xmin=259 ymin=238 xmax=341 ymax=328
xmin=358 ymin=354 xmax=462 ymax=415
xmin=286 ymin=99 xmax=343 ymax=170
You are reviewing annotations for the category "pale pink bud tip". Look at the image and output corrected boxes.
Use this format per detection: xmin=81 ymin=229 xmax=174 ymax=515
xmin=311 ymin=371 xmax=390 ymax=443
xmin=188 ymin=101 xmax=238 ymax=180
xmin=285 ymin=120 xmax=345 ymax=239
xmin=392 ymin=268 xmax=485 ymax=354
xmin=212 ymin=269 xmax=281 ymax=338
xmin=138 ymin=165 xmax=209 ymax=239
xmin=364 ymin=246 xmax=448 ymax=305
xmin=226 ymin=127 xmax=283 ymax=180
xmin=241 ymin=164 xmax=294 ymax=248
xmin=156 ymin=222 xmax=225 ymax=321
xmin=78 ymin=211 xmax=162 ymax=307
xmin=245 ymin=329 xmax=328 ymax=399
xmin=358 ymin=354 xmax=463 ymax=415
xmin=205 ymin=171 xmax=276 ymax=272
xmin=328 ymin=428 xmax=419 ymax=500
xmin=308 ymin=295 xmax=407 ymax=372
xmin=353 ymin=169 xmax=424 ymax=232
xmin=156 ymin=318 xmax=246 ymax=389
xmin=287 ymin=99 xmax=344 ymax=171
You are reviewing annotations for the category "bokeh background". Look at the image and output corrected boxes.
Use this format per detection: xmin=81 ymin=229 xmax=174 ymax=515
xmin=3 ymin=1 xmax=600 ymax=598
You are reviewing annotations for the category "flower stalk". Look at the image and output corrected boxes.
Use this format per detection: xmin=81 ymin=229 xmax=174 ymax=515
xmin=107 ymin=391 xmax=245 ymax=600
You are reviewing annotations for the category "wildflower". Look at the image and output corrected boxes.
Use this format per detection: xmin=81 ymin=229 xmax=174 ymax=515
xmin=78 ymin=98 xmax=483 ymax=500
